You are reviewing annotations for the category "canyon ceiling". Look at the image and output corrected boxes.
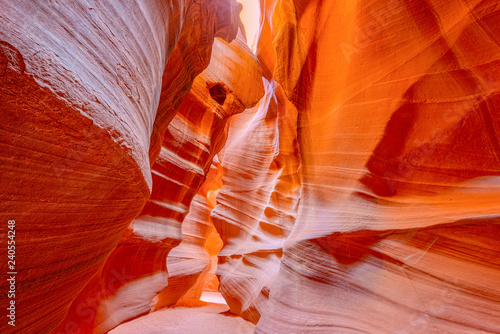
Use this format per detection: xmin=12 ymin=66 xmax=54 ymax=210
xmin=1 ymin=0 xmax=500 ymax=333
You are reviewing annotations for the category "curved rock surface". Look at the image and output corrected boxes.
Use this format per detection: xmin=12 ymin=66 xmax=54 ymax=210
xmin=2 ymin=0 xmax=500 ymax=333
xmin=254 ymin=0 xmax=500 ymax=333
xmin=211 ymin=78 xmax=301 ymax=323
xmin=0 ymin=0 xmax=242 ymax=333
xmin=155 ymin=162 xmax=223 ymax=308
xmin=0 ymin=1 xmax=189 ymax=332
xmin=50 ymin=28 xmax=263 ymax=333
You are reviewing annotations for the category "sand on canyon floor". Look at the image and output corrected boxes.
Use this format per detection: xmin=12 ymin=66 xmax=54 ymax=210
xmin=109 ymin=292 xmax=255 ymax=334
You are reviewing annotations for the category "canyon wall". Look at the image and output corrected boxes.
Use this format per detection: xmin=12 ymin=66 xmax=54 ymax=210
xmin=1 ymin=1 xmax=176 ymax=332
xmin=0 ymin=0 xmax=242 ymax=333
xmin=254 ymin=0 xmax=500 ymax=332
xmin=1 ymin=0 xmax=500 ymax=333
xmin=211 ymin=78 xmax=301 ymax=323
xmin=50 ymin=28 xmax=263 ymax=334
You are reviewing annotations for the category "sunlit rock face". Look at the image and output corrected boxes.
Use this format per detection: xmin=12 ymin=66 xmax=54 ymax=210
xmin=253 ymin=0 xmax=500 ymax=333
xmin=155 ymin=162 xmax=223 ymax=308
xmin=210 ymin=78 xmax=301 ymax=323
xmin=2 ymin=0 xmax=500 ymax=333
xmin=0 ymin=0 xmax=244 ymax=333
xmin=147 ymin=0 xmax=242 ymax=162
xmin=0 ymin=1 xmax=190 ymax=332
xmin=49 ymin=29 xmax=264 ymax=333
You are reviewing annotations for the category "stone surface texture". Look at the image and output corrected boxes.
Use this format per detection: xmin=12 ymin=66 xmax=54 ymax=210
xmin=49 ymin=26 xmax=263 ymax=333
xmin=254 ymin=0 xmax=500 ymax=333
xmin=1 ymin=0 xmax=500 ymax=334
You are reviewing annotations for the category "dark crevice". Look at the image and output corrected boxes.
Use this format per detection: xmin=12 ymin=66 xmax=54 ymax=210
xmin=209 ymin=83 xmax=227 ymax=105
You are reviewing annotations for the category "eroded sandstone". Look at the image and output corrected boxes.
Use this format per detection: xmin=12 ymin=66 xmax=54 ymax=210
xmin=2 ymin=0 xmax=500 ymax=333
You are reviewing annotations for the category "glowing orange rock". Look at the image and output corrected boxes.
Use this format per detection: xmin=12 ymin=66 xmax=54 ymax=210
xmin=2 ymin=0 xmax=500 ymax=333
xmin=0 ymin=1 xmax=192 ymax=332
xmin=254 ymin=0 xmax=500 ymax=332
xmin=0 ymin=0 xmax=244 ymax=333
xmin=155 ymin=162 xmax=223 ymax=308
xmin=210 ymin=78 xmax=301 ymax=323
xmin=50 ymin=28 xmax=263 ymax=333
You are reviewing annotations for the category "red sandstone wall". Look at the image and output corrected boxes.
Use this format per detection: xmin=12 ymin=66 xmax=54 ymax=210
xmin=1 ymin=1 xmax=500 ymax=333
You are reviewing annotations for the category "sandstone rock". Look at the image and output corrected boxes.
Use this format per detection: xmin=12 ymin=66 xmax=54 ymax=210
xmin=155 ymin=163 xmax=223 ymax=308
xmin=50 ymin=28 xmax=263 ymax=333
xmin=148 ymin=0 xmax=241 ymax=162
xmin=211 ymin=78 xmax=301 ymax=323
xmin=0 ymin=1 xmax=193 ymax=332
xmin=255 ymin=0 xmax=500 ymax=332
xmin=2 ymin=0 xmax=500 ymax=333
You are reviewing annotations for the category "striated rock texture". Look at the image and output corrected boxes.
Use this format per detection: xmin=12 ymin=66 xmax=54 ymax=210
xmin=2 ymin=0 xmax=500 ymax=333
xmin=211 ymin=78 xmax=301 ymax=323
xmin=50 ymin=29 xmax=264 ymax=333
xmin=147 ymin=0 xmax=242 ymax=162
xmin=252 ymin=0 xmax=500 ymax=333
xmin=0 ymin=1 xmax=189 ymax=332
xmin=0 ymin=0 xmax=242 ymax=333
xmin=155 ymin=162 xmax=223 ymax=308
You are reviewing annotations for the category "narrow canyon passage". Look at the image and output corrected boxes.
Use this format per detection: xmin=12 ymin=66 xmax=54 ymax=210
xmin=110 ymin=292 xmax=255 ymax=334
xmin=1 ymin=0 xmax=500 ymax=334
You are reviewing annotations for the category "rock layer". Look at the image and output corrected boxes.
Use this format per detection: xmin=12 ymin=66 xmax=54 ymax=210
xmin=155 ymin=163 xmax=223 ymax=308
xmin=0 ymin=0 xmax=242 ymax=333
xmin=50 ymin=29 xmax=264 ymax=333
xmin=2 ymin=0 xmax=500 ymax=333
xmin=254 ymin=0 xmax=500 ymax=332
xmin=0 ymin=1 xmax=187 ymax=332
xmin=211 ymin=78 xmax=301 ymax=323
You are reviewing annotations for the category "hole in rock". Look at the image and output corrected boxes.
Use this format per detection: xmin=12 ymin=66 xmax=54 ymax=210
xmin=208 ymin=83 xmax=228 ymax=105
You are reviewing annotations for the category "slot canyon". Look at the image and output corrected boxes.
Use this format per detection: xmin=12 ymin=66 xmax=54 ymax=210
xmin=1 ymin=0 xmax=500 ymax=333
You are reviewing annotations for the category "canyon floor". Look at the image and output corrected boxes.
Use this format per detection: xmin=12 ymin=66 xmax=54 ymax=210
xmin=110 ymin=292 xmax=255 ymax=334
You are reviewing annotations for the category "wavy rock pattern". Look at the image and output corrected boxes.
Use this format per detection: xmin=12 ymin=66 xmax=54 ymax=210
xmin=0 ymin=1 xmax=191 ymax=332
xmin=211 ymin=77 xmax=301 ymax=323
xmin=2 ymin=0 xmax=500 ymax=333
xmin=50 ymin=29 xmax=263 ymax=333
xmin=147 ymin=0 xmax=241 ymax=162
xmin=254 ymin=0 xmax=500 ymax=333
xmin=155 ymin=162 xmax=223 ymax=308
xmin=0 ymin=0 xmax=241 ymax=333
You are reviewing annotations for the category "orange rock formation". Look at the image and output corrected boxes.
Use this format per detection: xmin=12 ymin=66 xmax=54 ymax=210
xmin=1 ymin=0 xmax=499 ymax=333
